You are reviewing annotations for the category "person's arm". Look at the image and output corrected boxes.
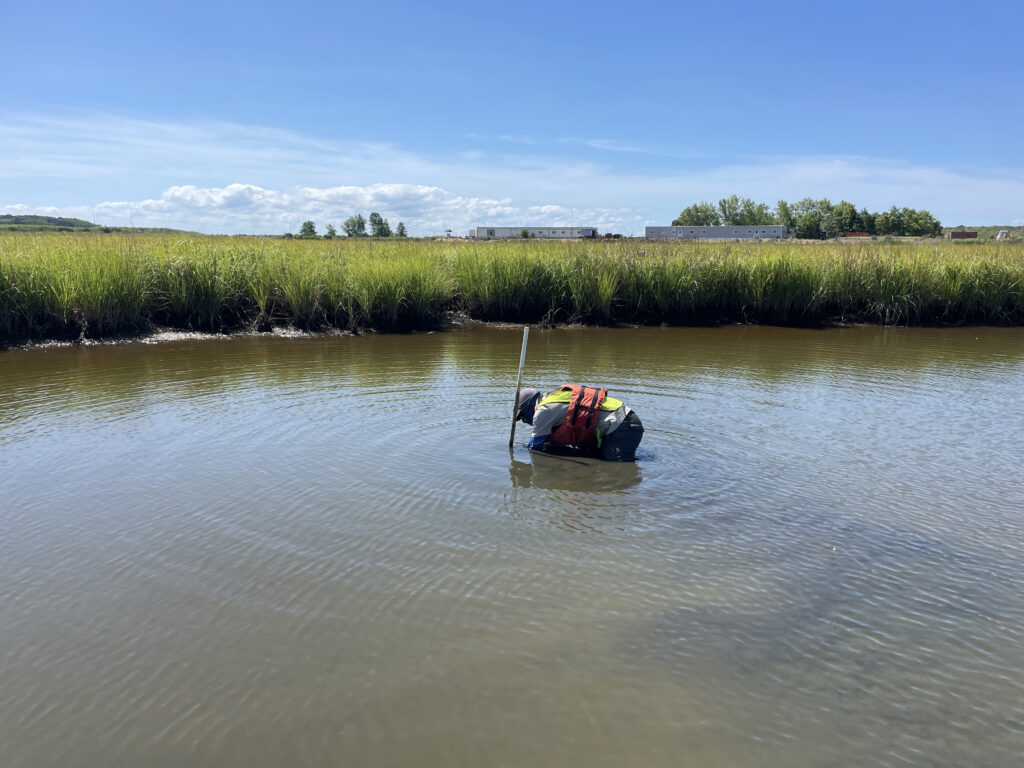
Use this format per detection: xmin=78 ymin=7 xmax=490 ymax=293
xmin=527 ymin=401 xmax=561 ymax=451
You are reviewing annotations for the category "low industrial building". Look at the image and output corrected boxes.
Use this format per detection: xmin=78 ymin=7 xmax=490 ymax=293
xmin=472 ymin=226 xmax=598 ymax=240
xmin=645 ymin=225 xmax=787 ymax=240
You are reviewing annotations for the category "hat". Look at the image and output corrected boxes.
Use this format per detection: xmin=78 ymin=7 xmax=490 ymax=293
xmin=516 ymin=388 xmax=540 ymax=424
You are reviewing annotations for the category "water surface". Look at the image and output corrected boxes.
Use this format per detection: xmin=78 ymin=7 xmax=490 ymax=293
xmin=2 ymin=326 xmax=1024 ymax=766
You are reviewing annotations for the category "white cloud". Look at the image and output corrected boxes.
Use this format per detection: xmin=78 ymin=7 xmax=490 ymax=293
xmin=0 ymin=112 xmax=429 ymax=187
xmin=560 ymin=137 xmax=650 ymax=153
xmin=1 ymin=183 xmax=637 ymax=235
xmin=497 ymin=134 xmax=535 ymax=145
xmin=2 ymin=111 xmax=1023 ymax=232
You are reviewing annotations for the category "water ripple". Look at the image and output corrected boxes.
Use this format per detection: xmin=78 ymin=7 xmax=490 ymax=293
xmin=2 ymin=326 xmax=1024 ymax=767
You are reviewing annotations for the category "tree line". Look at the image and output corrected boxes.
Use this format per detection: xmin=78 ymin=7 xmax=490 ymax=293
xmin=294 ymin=214 xmax=408 ymax=239
xmin=672 ymin=195 xmax=942 ymax=239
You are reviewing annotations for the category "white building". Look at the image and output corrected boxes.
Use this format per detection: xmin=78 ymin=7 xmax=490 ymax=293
xmin=472 ymin=226 xmax=598 ymax=240
xmin=646 ymin=225 xmax=787 ymax=240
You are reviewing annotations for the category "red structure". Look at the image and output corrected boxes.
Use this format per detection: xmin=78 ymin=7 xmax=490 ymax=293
xmin=949 ymin=231 xmax=978 ymax=239
xmin=844 ymin=232 xmax=869 ymax=237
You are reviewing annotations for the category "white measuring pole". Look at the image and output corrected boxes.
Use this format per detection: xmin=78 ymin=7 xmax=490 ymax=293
xmin=508 ymin=326 xmax=530 ymax=447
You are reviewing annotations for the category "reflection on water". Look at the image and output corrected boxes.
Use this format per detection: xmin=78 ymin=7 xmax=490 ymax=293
xmin=505 ymin=454 xmax=643 ymax=534
xmin=508 ymin=453 xmax=643 ymax=491
xmin=2 ymin=325 xmax=1024 ymax=767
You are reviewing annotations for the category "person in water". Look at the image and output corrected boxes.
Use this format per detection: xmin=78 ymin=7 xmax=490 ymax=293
xmin=515 ymin=385 xmax=644 ymax=462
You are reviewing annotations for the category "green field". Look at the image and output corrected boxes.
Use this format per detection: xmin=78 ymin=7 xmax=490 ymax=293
xmin=2 ymin=233 xmax=1023 ymax=344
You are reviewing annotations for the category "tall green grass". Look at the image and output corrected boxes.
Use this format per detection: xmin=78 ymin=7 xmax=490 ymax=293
xmin=1 ymin=233 xmax=1022 ymax=343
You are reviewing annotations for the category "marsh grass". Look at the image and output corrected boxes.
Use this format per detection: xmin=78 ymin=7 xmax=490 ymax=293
xmin=1 ymin=233 xmax=1022 ymax=343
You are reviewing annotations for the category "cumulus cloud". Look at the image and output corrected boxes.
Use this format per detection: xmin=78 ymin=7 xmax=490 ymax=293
xmin=2 ymin=111 xmax=1023 ymax=232
xmin=1 ymin=183 xmax=637 ymax=235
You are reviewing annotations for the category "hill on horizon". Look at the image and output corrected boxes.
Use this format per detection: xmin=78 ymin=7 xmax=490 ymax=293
xmin=1 ymin=214 xmax=96 ymax=230
xmin=0 ymin=214 xmax=198 ymax=235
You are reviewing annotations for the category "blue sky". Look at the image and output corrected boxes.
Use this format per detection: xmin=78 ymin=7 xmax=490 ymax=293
xmin=2 ymin=0 xmax=1021 ymax=234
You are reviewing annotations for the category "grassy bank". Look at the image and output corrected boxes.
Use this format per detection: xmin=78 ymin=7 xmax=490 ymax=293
xmin=2 ymin=234 xmax=1023 ymax=343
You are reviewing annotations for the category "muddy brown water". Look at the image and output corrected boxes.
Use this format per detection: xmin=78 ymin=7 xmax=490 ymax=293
xmin=2 ymin=325 xmax=1024 ymax=767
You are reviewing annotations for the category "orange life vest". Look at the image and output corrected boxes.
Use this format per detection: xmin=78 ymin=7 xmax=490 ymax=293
xmin=548 ymin=385 xmax=608 ymax=448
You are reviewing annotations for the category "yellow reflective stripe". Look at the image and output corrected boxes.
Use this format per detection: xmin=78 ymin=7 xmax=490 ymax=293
xmin=538 ymin=389 xmax=571 ymax=406
xmin=537 ymin=388 xmax=621 ymax=411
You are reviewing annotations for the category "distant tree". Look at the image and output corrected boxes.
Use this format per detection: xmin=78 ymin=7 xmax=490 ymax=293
xmin=736 ymin=197 xmax=776 ymax=226
xmin=775 ymin=200 xmax=795 ymax=232
xmin=860 ymin=208 xmax=876 ymax=235
xmin=520 ymin=228 xmax=532 ymax=238
xmin=675 ymin=196 xmax=778 ymax=227
xmin=343 ymin=214 xmax=367 ymax=237
xmin=824 ymin=200 xmax=859 ymax=238
xmin=672 ymin=201 xmax=721 ymax=226
xmin=325 ymin=223 xmax=337 ymax=239
xmin=887 ymin=206 xmax=905 ymax=237
xmin=299 ymin=220 xmax=317 ymax=238
xmin=283 ymin=232 xmax=294 ymax=239
xmin=794 ymin=210 xmax=824 ymax=240
xmin=902 ymin=208 xmax=942 ymax=237
xmin=669 ymin=195 xmax=937 ymax=239
xmin=369 ymin=212 xmax=392 ymax=237
xmin=790 ymin=197 xmax=831 ymax=223
xmin=785 ymin=199 xmax=833 ymax=239
xmin=717 ymin=195 xmax=743 ymax=226
xmin=396 ymin=222 xmax=407 ymax=238
xmin=874 ymin=211 xmax=893 ymax=236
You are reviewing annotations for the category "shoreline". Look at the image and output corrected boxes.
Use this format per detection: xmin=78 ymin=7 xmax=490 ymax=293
xmin=3 ymin=312 xmax=1007 ymax=353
